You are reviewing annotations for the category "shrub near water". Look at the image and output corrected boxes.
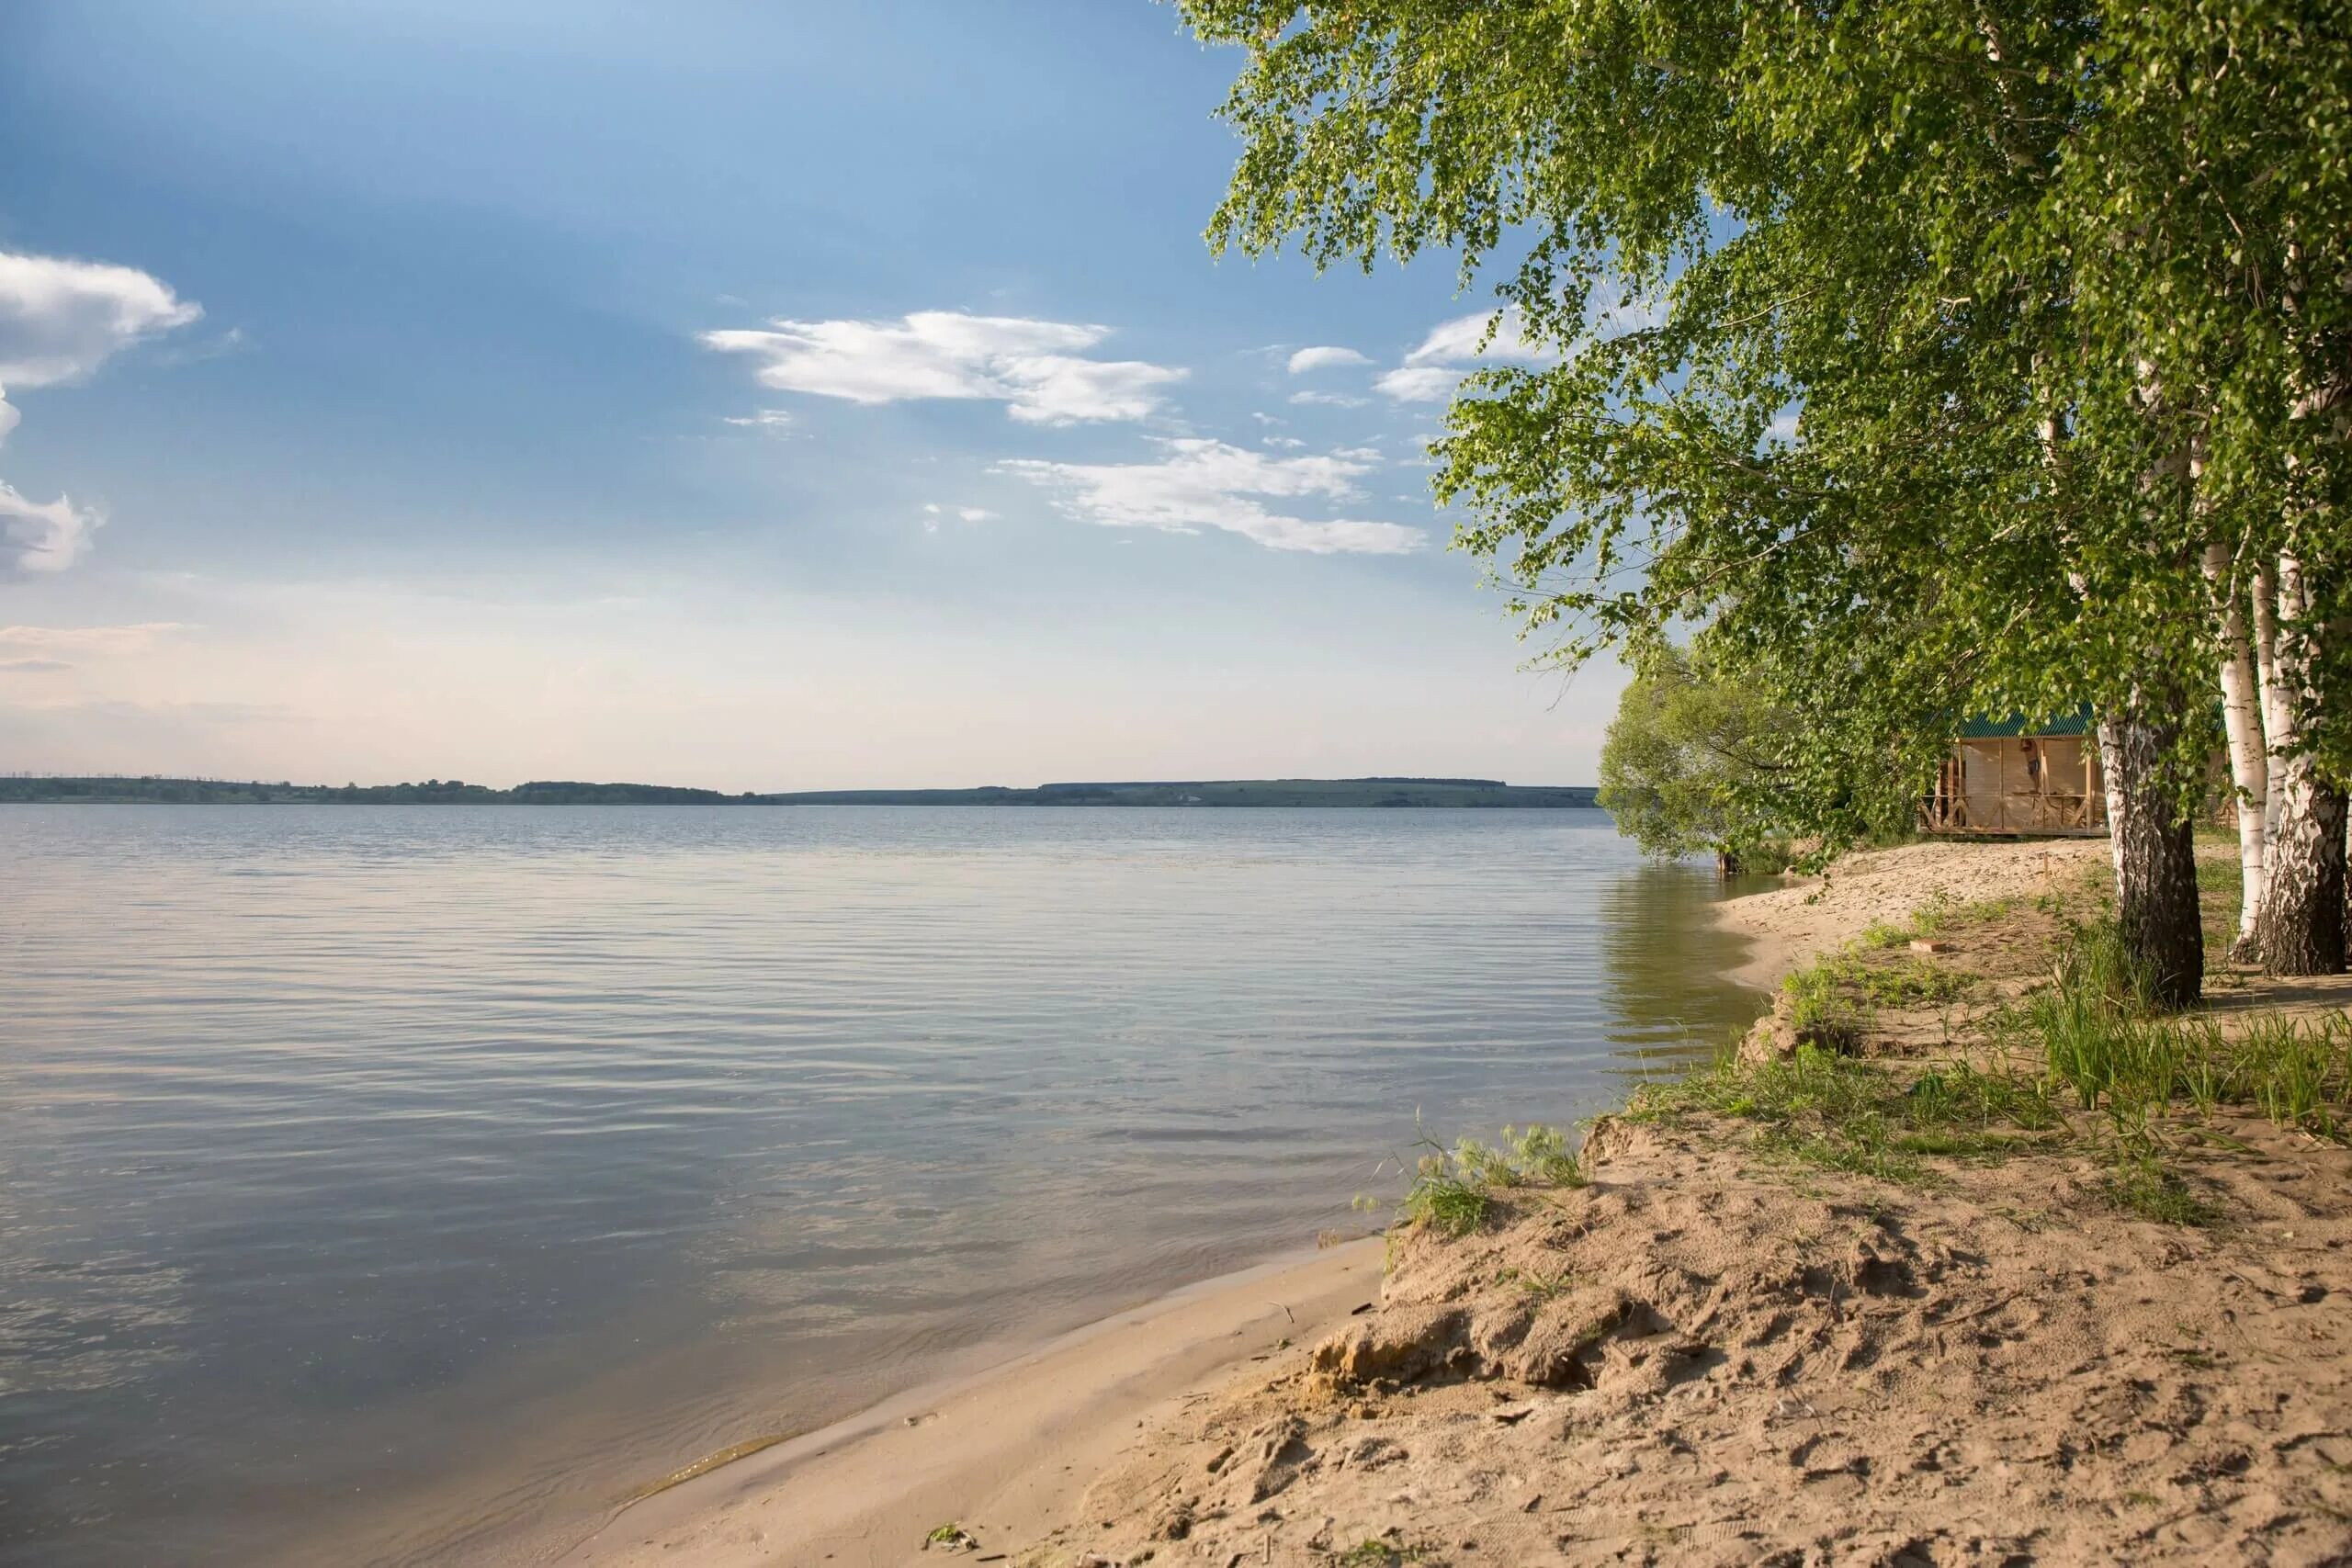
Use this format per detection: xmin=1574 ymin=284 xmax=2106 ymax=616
xmin=1382 ymin=1124 xmax=1586 ymax=1239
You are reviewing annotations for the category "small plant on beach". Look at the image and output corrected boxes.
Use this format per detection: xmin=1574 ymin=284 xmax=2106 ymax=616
xmin=2014 ymin=917 xmax=2352 ymax=1143
xmin=1499 ymin=1264 xmax=1573 ymax=1300
xmin=2102 ymin=1152 xmax=2216 ymax=1226
xmin=1371 ymin=1122 xmax=1586 ymax=1241
xmin=922 ymin=1522 xmax=978 ymax=1552
xmin=1631 ymin=1043 xmax=2059 ymax=1185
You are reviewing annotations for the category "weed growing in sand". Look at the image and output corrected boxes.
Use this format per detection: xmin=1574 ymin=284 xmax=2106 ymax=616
xmin=1775 ymin=944 xmax=1979 ymax=1049
xmin=1498 ymin=1264 xmax=1573 ymax=1300
xmin=2018 ymin=919 xmax=2352 ymax=1141
xmin=1862 ymin=892 xmax=2018 ymax=949
xmin=1334 ymin=1540 xmax=1431 ymax=1567
xmin=1629 ymin=1044 xmax=2058 ymax=1185
xmin=1367 ymin=1122 xmax=1587 ymax=1240
xmin=2104 ymin=1154 xmax=2216 ymax=1226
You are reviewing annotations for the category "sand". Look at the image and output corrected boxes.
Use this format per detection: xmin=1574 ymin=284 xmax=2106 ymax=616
xmin=555 ymin=1242 xmax=1384 ymax=1568
xmin=548 ymin=840 xmax=2352 ymax=1567
xmin=1711 ymin=837 xmax=2115 ymax=990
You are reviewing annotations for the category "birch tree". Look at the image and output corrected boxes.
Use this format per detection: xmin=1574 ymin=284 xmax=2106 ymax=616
xmin=2059 ymin=0 xmax=2352 ymax=973
xmin=1184 ymin=0 xmax=2223 ymax=1000
xmin=1185 ymin=0 xmax=2352 ymax=990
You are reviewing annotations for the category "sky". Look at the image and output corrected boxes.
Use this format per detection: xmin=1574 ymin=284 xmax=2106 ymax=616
xmin=0 ymin=0 xmax=1624 ymax=790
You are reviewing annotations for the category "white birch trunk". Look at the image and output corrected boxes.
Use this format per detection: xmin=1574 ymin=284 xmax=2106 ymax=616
xmin=2253 ymin=562 xmax=2289 ymax=844
xmin=2252 ymin=553 xmax=2349 ymax=975
xmin=2202 ymin=540 xmax=2268 ymax=954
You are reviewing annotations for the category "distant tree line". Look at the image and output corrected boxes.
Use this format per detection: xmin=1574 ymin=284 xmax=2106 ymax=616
xmin=0 ymin=776 xmax=1599 ymax=809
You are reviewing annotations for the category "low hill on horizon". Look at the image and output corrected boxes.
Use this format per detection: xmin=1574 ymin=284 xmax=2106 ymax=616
xmin=0 ymin=774 xmax=1600 ymax=809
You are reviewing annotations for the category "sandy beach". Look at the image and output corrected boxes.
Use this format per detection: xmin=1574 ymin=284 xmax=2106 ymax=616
xmin=548 ymin=840 xmax=2352 ymax=1567
xmin=556 ymin=1242 xmax=1385 ymax=1568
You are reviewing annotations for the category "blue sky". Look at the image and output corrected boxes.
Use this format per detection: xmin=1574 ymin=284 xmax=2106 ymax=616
xmin=0 ymin=0 xmax=1623 ymax=789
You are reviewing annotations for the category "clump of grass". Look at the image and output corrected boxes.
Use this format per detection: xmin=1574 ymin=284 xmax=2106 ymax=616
xmin=922 ymin=1522 xmax=978 ymax=1552
xmin=2017 ymin=917 xmax=2352 ymax=1141
xmin=1862 ymin=891 xmax=2019 ymax=949
xmin=1498 ymin=1264 xmax=1573 ymax=1300
xmin=1333 ymin=1540 xmax=1432 ymax=1567
xmin=2103 ymin=1152 xmax=2216 ymax=1226
xmin=1773 ymin=942 xmax=1979 ymax=1052
xmin=1631 ymin=1043 xmax=2056 ymax=1186
xmin=1368 ymin=1122 xmax=1587 ymax=1240
xmin=1995 ymin=913 xmax=2352 ymax=1222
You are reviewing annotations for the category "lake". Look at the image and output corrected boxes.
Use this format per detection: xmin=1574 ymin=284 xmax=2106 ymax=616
xmin=0 ymin=806 xmax=1761 ymax=1566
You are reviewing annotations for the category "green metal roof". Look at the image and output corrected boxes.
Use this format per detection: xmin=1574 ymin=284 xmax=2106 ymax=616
xmin=1955 ymin=705 xmax=2095 ymax=739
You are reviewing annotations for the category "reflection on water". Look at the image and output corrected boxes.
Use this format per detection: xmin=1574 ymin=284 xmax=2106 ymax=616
xmin=1598 ymin=864 xmax=1774 ymax=1074
xmin=0 ymin=806 xmax=1761 ymax=1567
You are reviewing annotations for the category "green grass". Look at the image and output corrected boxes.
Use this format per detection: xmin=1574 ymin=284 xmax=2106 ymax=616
xmin=1333 ymin=1540 xmax=1433 ymax=1567
xmin=2017 ymin=919 xmax=2352 ymax=1141
xmin=2103 ymin=1153 xmax=2218 ymax=1225
xmin=1629 ymin=1043 xmax=2059 ymax=1186
xmin=1773 ymin=942 xmax=1980 ymax=1050
xmin=1372 ymin=1123 xmax=1586 ymax=1240
xmin=1861 ymin=891 xmax=2020 ymax=949
xmin=1625 ymin=908 xmax=2352 ymax=1226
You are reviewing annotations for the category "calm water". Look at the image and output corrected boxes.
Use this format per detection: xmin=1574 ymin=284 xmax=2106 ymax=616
xmin=0 ymin=806 xmax=1761 ymax=1566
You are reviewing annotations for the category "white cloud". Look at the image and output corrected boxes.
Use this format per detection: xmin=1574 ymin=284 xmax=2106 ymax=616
xmin=0 ymin=622 xmax=187 ymax=653
xmin=997 ymin=438 xmax=1424 ymax=556
xmin=0 ymin=483 xmax=101 ymax=574
xmin=956 ymin=506 xmax=996 ymax=523
xmin=1285 ymin=345 xmax=1371 ymax=375
xmin=0 ymin=657 xmax=71 ymax=674
xmin=0 ymin=252 xmax=200 ymax=576
xmin=1403 ymin=308 xmax=1555 ymax=368
xmin=1373 ymin=366 xmax=1462 ymax=403
xmin=1374 ymin=306 xmax=1567 ymax=402
xmin=0 ymin=251 xmax=203 ymax=389
xmin=1262 ymin=434 xmax=1306 ymax=449
xmin=1288 ymin=390 xmax=1368 ymax=409
xmin=702 ymin=310 xmax=1185 ymax=425
xmin=721 ymin=408 xmax=795 ymax=431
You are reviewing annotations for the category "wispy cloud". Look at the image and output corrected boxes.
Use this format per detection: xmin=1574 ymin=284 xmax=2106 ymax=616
xmin=0 ymin=657 xmax=70 ymax=674
xmin=0 ymin=251 xmax=203 ymax=390
xmin=997 ymin=438 xmax=1424 ymax=556
xmin=1285 ymin=345 xmax=1370 ymax=375
xmin=1373 ymin=307 xmax=1563 ymax=403
xmin=721 ymin=408 xmax=796 ymax=432
xmin=0 ymin=483 xmax=102 ymax=574
xmin=1371 ymin=367 xmax=1459 ymax=403
xmin=921 ymin=502 xmax=998 ymax=527
xmin=0 ymin=251 xmax=200 ymax=575
xmin=1288 ymin=389 xmax=1368 ymax=409
xmin=702 ymin=310 xmax=1185 ymax=425
xmin=0 ymin=622 xmax=188 ymax=654
xmin=1403 ymin=308 xmax=1555 ymax=369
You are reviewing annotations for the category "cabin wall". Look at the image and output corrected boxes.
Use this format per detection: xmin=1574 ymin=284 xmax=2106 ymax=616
xmin=1922 ymin=733 xmax=2109 ymax=836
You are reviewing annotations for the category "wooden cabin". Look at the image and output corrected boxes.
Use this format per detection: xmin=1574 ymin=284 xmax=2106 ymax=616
xmin=1920 ymin=711 xmax=2109 ymax=837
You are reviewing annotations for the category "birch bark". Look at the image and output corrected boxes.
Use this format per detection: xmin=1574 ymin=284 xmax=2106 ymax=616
xmin=2252 ymin=554 xmax=2349 ymax=975
xmin=2096 ymin=688 xmax=2206 ymax=1007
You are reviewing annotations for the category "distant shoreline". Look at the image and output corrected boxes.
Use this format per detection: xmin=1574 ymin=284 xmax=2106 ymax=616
xmin=0 ymin=776 xmax=1601 ymax=809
